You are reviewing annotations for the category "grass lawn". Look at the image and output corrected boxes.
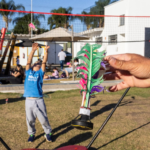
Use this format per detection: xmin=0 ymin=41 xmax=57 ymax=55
xmin=0 ymin=88 xmax=150 ymax=150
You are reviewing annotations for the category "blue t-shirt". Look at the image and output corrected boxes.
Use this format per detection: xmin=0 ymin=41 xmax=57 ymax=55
xmin=23 ymin=69 xmax=44 ymax=98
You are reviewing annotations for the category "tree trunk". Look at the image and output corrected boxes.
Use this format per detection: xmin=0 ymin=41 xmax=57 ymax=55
xmin=5 ymin=34 xmax=17 ymax=75
xmin=28 ymin=25 xmax=31 ymax=35
xmin=5 ymin=17 xmax=8 ymax=32
xmin=0 ymin=39 xmax=11 ymax=74
xmin=99 ymin=18 xmax=104 ymax=28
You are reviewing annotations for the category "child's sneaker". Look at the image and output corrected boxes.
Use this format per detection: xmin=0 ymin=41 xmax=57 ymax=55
xmin=28 ymin=134 xmax=35 ymax=143
xmin=44 ymin=133 xmax=52 ymax=142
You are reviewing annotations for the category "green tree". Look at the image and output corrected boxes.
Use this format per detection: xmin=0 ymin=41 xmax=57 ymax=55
xmin=0 ymin=0 xmax=25 ymax=31
xmin=79 ymin=11 xmax=93 ymax=30
xmin=13 ymin=13 xmax=45 ymax=34
xmin=48 ymin=7 xmax=75 ymax=30
xmin=80 ymin=0 xmax=119 ymax=29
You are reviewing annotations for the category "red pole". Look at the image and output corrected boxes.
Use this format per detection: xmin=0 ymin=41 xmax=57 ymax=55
xmin=0 ymin=28 xmax=6 ymax=57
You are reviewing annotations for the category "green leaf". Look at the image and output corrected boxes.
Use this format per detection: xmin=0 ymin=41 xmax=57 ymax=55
xmin=93 ymin=50 xmax=106 ymax=56
xmin=92 ymin=64 xmax=100 ymax=77
xmin=77 ymin=74 xmax=86 ymax=80
xmin=77 ymin=56 xmax=90 ymax=65
xmin=81 ymin=43 xmax=90 ymax=53
xmin=91 ymin=75 xmax=103 ymax=82
xmin=90 ymin=80 xmax=104 ymax=91
xmin=92 ymin=44 xmax=102 ymax=51
xmin=92 ymin=59 xmax=100 ymax=69
xmin=77 ymin=69 xmax=88 ymax=75
xmin=93 ymin=55 xmax=104 ymax=60
xmin=77 ymin=50 xmax=90 ymax=58
xmin=81 ymin=89 xmax=86 ymax=94
xmin=90 ymin=92 xmax=99 ymax=96
xmin=76 ymin=63 xmax=89 ymax=71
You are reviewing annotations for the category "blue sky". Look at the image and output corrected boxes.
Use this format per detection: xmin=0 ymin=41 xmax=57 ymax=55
xmin=2 ymin=0 xmax=96 ymax=32
xmin=1 ymin=0 xmax=116 ymax=31
xmin=14 ymin=0 xmax=97 ymax=14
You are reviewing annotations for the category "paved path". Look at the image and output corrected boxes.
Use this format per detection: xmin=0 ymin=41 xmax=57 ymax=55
xmin=0 ymin=80 xmax=122 ymax=94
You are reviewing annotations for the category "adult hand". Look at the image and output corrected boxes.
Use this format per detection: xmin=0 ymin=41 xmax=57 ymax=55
xmin=32 ymin=43 xmax=39 ymax=52
xmin=45 ymin=45 xmax=50 ymax=53
xmin=104 ymin=53 xmax=150 ymax=92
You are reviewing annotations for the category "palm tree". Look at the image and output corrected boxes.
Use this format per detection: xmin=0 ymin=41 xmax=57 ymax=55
xmin=0 ymin=0 xmax=25 ymax=31
xmin=13 ymin=13 xmax=45 ymax=34
xmin=48 ymin=7 xmax=75 ymax=30
xmin=79 ymin=11 xmax=93 ymax=30
xmin=80 ymin=0 xmax=119 ymax=29
xmin=94 ymin=0 xmax=118 ymax=27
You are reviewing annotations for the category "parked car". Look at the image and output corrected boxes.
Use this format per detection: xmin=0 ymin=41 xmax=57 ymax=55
xmin=64 ymin=51 xmax=72 ymax=63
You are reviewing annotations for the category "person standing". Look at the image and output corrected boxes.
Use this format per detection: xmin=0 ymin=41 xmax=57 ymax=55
xmin=23 ymin=43 xmax=52 ymax=143
xmin=58 ymin=49 xmax=66 ymax=71
xmin=16 ymin=56 xmax=20 ymax=65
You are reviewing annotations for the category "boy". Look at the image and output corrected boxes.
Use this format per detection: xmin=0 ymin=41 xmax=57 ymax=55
xmin=23 ymin=43 xmax=52 ymax=143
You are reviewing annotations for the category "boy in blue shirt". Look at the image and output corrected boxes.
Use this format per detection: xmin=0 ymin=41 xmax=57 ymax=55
xmin=24 ymin=43 xmax=52 ymax=143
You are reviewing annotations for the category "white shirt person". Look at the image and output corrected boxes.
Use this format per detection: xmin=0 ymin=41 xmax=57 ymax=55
xmin=58 ymin=49 xmax=66 ymax=70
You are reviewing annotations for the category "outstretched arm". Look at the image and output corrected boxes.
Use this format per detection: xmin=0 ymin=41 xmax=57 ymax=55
xmin=42 ymin=45 xmax=50 ymax=72
xmin=26 ymin=43 xmax=39 ymax=71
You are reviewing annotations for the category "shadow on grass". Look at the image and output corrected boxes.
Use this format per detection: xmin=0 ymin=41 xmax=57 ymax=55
xmin=35 ymin=99 xmax=133 ymax=148
xmin=54 ymin=132 xmax=93 ymax=149
xmin=0 ymin=97 xmax=25 ymax=105
xmin=97 ymin=121 xmax=150 ymax=149
xmin=91 ymin=100 xmax=101 ymax=106
xmin=35 ymin=139 xmax=46 ymax=149
xmin=44 ymin=92 xmax=55 ymax=95
xmin=0 ymin=92 xmax=54 ymax=105
xmin=90 ymin=100 xmax=133 ymax=119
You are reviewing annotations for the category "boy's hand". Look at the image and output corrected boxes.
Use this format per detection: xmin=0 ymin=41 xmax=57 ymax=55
xmin=45 ymin=45 xmax=50 ymax=52
xmin=32 ymin=43 xmax=39 ymax=52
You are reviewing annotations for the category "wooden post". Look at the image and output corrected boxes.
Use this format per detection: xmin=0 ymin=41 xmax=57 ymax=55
xmin=5 ymin=34 xmax=17 ymax=75
xmin=0 ymin=39 xmax=11 ymax=74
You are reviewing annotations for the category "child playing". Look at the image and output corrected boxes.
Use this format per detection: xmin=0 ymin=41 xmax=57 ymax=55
xmin=50 ymin=67 xmax=59 ymax=79
xmin=44 ymin=67 xmax=59 ymax=79
xmin=23 ymin=43 xmax=52 ymax=143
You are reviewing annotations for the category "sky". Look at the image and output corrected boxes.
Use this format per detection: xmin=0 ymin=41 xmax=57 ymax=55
xmin=0 ymin=0 xmax=97 ymax=32
xmin=14 ymin=0 xmax=97 ymax=14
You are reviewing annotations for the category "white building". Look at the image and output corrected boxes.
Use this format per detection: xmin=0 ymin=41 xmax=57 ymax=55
xmin=102 ymin=0 xmax=150 ymax=56
xmin=74 ymin=28 xmax=104 ymax=59
xmin=75 ymin=0 xmax=150 ymax=57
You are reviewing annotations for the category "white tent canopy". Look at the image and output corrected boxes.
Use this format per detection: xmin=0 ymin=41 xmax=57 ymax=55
xmin=30 ymin=27 xmax=89 ymax=41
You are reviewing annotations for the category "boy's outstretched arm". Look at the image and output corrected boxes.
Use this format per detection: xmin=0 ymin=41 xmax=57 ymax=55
xmin=26 ymin=43 xmax=39 ymax=71
xmin=42 ymin=45 xmax=50 ymax=72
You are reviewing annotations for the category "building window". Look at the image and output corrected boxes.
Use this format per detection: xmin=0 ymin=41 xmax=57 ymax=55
xmin=120 ymin=15 xmax=125 ymax=26
xmin=108 ymin=35 xmax=117 ymax=45
xmin=96 ymin=37 xmax=103 ymax=44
